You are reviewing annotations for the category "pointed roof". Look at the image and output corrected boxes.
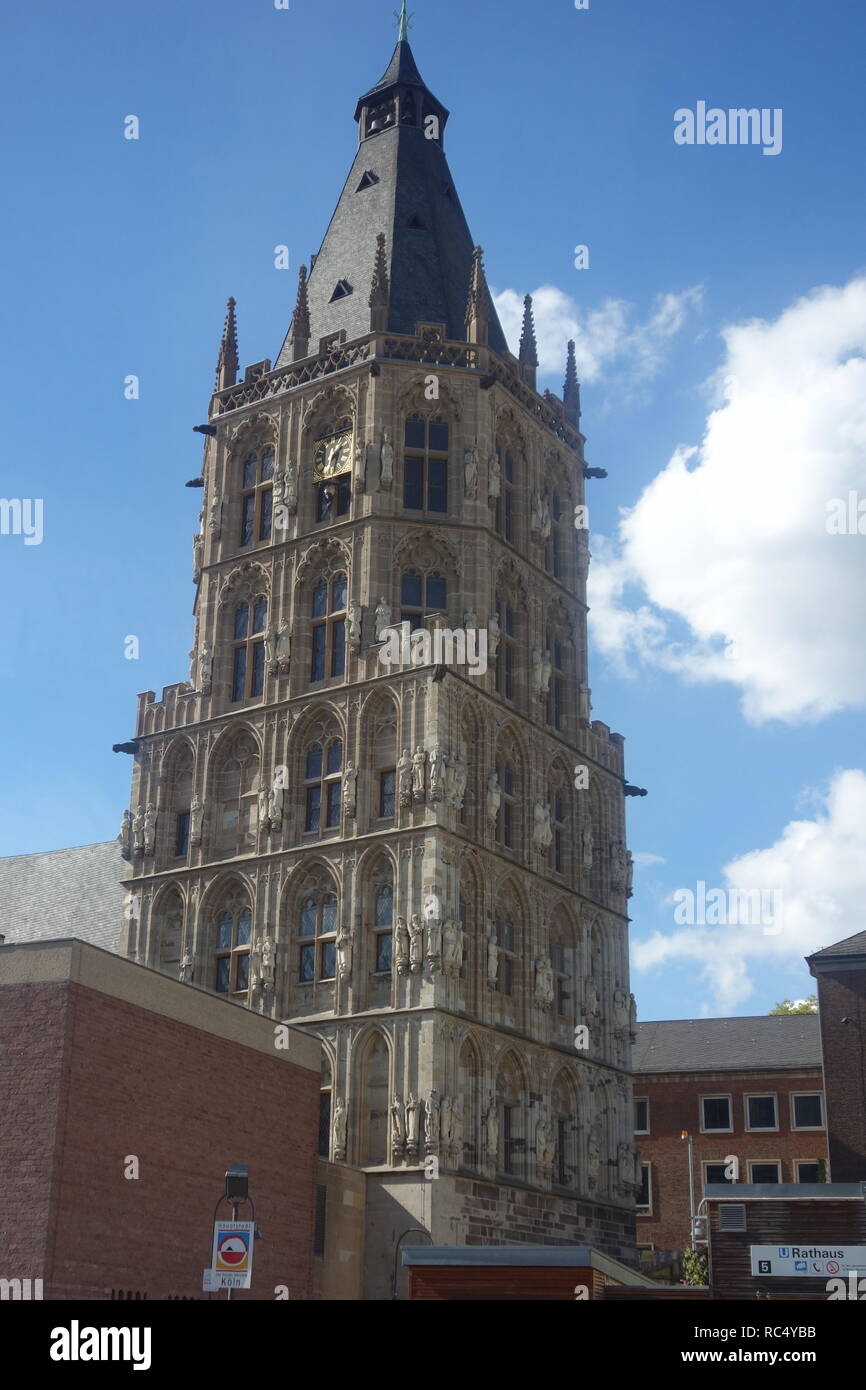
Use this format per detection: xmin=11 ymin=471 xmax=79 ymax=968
xmin=215 ymin=297 xmax=238 ymax=389
xmin=277 ymin=34 xmax=508 ymax=365
xmin=519 ymin=294 xmax=539 ymax=369
xmin=563 ymin=339 xmax=581 ymax=425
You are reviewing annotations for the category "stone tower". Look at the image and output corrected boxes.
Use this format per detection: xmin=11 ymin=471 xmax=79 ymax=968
xmin=120 ymin=22 xmax=637 ymax=1298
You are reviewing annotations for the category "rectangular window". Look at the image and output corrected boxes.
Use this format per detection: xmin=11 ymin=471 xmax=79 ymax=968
xmin=250 ymin=641 xmax=265 ymax=698
xmin=311 ymin=626 xmax=326 ymax=682
xmin=749 ymin=1161 xmax=781 ymax=1184
xmin=313 ymin=1184 xmax=327 ymax=1258
xmin=403 ymin=456 xmax=423 ymax=510
xmin=502 ymin=1106 xmax=515 ymax=1174
xmin=305 ymin=786 xmax=321 ymax=833
xmin=299 ymin=943 xmax=315 ymax=983
xmin=231 ymin=647 xmax=247 ymax=702
xmin=796 ymin=1161 xmax=822 ymax=1183
xmin=215 ymin=957 xmax=230 ymax=994
xmin=703 ymin=1162 xmax=732 ymax=1187
xmin=428 ymin=457 xmax=448 ymax=512
xmin=745 ymin=1094 xmax=778 ymax=1131
xmin=236 ymin=954 xmax=250 ymax=992
xmin=174 ymin=812 xmax=190 ymax=857
xmin=321 ymin=941 xmax=337 ymax=980
xmin=791 ymin=1093 xmax=824 ymax=1130
xmin=259 ymin=488 xmax=273 ymax=541
xmin=556 ymin=1117 xmax=568 ymax=1186
xmin=326 ymin=783 xmax=341 ymax=828
xmin=701 ymin=1095 xmax=732 ymax=1132
xmin=634 ymin=1098 xmax=649 ymax=1134
xmin=375 ymin=933 xmax=392 ymax=973
xmin=318 ymin=1092 xmax=331 ymax=1158
xmin=636 ymin=1163 xmax=651 ymax=1212
xmin=240 ymin=495 xmax=255 ymax=546
xmin=331 ymin=623 xmax=346 ymax=678
xmin=379 ymin=770 xmax=396 ymax=819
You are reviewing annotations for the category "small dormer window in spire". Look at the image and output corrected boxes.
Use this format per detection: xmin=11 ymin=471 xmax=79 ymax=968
xmin=406 ymin=214 xmax=427 ymax=230
xmin=330 ymin=281 xmax=354 ymax=303
xmin=356 ymin=170 xmax=379 ymax=191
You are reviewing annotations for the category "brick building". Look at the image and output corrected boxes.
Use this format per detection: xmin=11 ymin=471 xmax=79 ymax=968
xmin=632 ymin=1016 xmax=828 ymax=1266
xmin=808 ymin=929 xmax=866 ymax=1185
xmin=0 ymin=939 xmax=321 ymax=1300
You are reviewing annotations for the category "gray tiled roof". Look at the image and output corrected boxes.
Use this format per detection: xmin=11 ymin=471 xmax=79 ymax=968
xmin=276 ymin=39 xmax=508 ymax=366
xmin=808 ymin=929 xmax=866 ymax=961
xmin=633 ymin=1015 xmax=822 ymax=1074
xmin=0 ymin=841 xmax=126 ymax=954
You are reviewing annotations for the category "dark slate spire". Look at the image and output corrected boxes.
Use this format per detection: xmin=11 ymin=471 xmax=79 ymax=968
xmin=519 ymin=293 xmax=539 ymax=388
xmin=276 ymin=33 xmax=508 ymax=367
xmin=369 ymin=232 xmax=390 ymax=331
xmin=215 ymin=297 xmax=238 ymax=390
xmin=288 ymin=265 xmax=311 ymax=361
xmin=563 ymin=339 xmax=581 ymax=426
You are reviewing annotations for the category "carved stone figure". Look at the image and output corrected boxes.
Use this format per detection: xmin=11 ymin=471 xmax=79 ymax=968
xmin=119 ymin=809 xmax=133 ymax=860
xmin=333 ymin=1097 xmax=348 ymax=1158
xmin=379 ymin=428 xmax=394 ymax=488
xmin=274 ymin=622 xmax=291 ymax=674
xmin=408 ymin=915 xmax=424 ymax=974
xmin=613 ymin=986 xmax=630 ymax=1034
xmin=487 ymin=611 xmax=500 ymax=660
xmin=132 ymin=809 xmax=145 ymax=857
xmin=397 ymin=748 xmax=413 ymax=806
xmin=578 ymin=681 xmax=592 ymax=724
xmin=626 ymin=851 xmax=634 ymax=899
xmin=540 ymin=649 xmax=552 ymax=695
xmin=412 ymin=745 xmax=427 ymax=801
xmin=584 ymin=977 xmax=601 ymax=1022
xmin=424 ymin=1091 xmax=441 ymax=1153
xmin=143 ymin=804 xmax=158 ymax=856
xmin=405 ymin=1094 xmax=421 ymax=1149
xmin=190 ymin=800 xmax=204 ymax=847
xmin=428 ymin=746 xmax=445 ymax=802
xmin=488 ymin=449 xmax=501 ymax=500
xmin=423 ymin=893 xmax=442 ymax=924
xmin=178 ymin=953 xmax=193 ymax=984
xmin=486 ymin=770 xmax=501 ymax=826
xmin=257 ymin=935 xmax=276 ymax=987
xmin=463 ymin=610 xmax=478 ymax=631
xmin=440 ymin=1095 xmax=454 ymax=1147
xmin=198 ymin=644 xmax=213 ymax=692
xmin=375 ymin=597 xmax=392 ymax=642
xmin=192 ymin=532 xmax=203 ymax=580
xmin=353 ymin=437 xmax=366 ymax=491
xmin=346 ymin=599 xmax=362 ymax=646
xmin=442 ymin=920 xmax=464 ymax=976
xmin=395 ymin=917 xmax=410 ymax=975
xmin=531 ymin=647 xmax=544 ymax=698
xmin=390 ymin=1094 xmax=406 ymax=1152
xmin=629 ymin=992 xmax=638 ymax=1042
xmin=610 ymin=840 xmax=628 ymax=893
xmin=423 ymin=912 xmax=441 ymax=971
xmin=534 ymin=953 xmax=555 ymax=1009
xmin=486 ymin=929 xmax=499 ymax=988
xmin=343 ymin=762 xmax=358 ymax=816
xmin=484 ymin=1095 xmax=499 ymax=1158
xmin=540 ymin=492 xmax=552 ymax=539
xmin=258 ymin=786 xmax=271 ymax=831
xmin=448 ymin=756 xmax=467 ymax=812
xmin=264 ymin=627 xmax=277 ymax=667
xmin=530 ymin=491 xmax=544 ymax=536
xmin=532 ymin=802 xmax=553 ymax=853
xmin=536 ymin=1116 xmax=556 ymax=1169
xmin=581 ymin=822 xmax=594 ymax=873
xmin=452 ymin=1095 xmax=464 ymax=1154
xmin=336 ymin=922 xmax=353 ymax=978
xmin=209 ymin=491 xmax=222 ymax=537
xmin=268 ymin=785 xmax=284 ymax=830
xmin=284 ymin=460 xmax=298 ymax=515
xmin=463 ymin=439 xmax=479 ymax=498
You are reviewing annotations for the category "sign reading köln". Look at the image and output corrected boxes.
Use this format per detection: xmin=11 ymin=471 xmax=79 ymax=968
xmin=751 ymin=1245 xmax=866 ymax=1278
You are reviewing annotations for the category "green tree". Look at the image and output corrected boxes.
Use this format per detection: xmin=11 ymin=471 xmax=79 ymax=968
xmin=681 ymin=1248 xmax=709 ymax=1286
xmin=770 ymin=996 xmax=818 ymax=1015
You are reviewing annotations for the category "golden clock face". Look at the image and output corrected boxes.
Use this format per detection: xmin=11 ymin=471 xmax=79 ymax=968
xmin=313 ymin=429 xmax=353 ymax=482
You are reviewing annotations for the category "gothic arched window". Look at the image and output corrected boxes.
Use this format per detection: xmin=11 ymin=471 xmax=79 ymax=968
xmin=310 ymin=574 xmax=347 ymax=683
xmin=240 ymin=446 xmax=275 ymax=547
xmin=373 ymin=880 xmax=393 ymax=974
xmin=361 ymin=1033 xmax=390 ymax=1165
xmin=492 ymin=915 xmax=515 ymax=996
xmin=400 ymin=570 xmax=447 ymax=629
xmin=319 ymin=1055 xmax=333 ymax=1159
xmin=212 ymin=732 xmax=260 ymax=858
xmin=496 ymin=761 xmax=516 ymax=850
xmin=546 ymin=634 xmax=565 ymax=730
xmin=155 ymin=888 xmax=183 ymax=975
xmin=403 ymin=415 xmax=448 ymax=513
xmin=304 ymin=738 xmax=343 ymax=833
xmin=495 ymin=596 xmax=516 ymax=701
xmin=552 ymin=784 xmax=567 ymax=876
xmin=214 ymin=891 xmax=252 ymax=997
xmin=495 ymin=446 xmax=515 ymax=542
xmin=298 ymin=887 xmax=338 ymax=982
xmin=231 ymin=597 xmax=268 ymax=702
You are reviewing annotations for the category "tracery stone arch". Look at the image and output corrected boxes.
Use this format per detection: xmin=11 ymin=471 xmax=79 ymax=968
xmin=200 ymin=874 xmax=254 ymax=1000
xmin=205 ymin=725 xmax=262 ymax=859
xmin=152 ymin=883 xmax=184 ymax=976
xmin=290 ymin=706 xmax=346 ymax=839
xmin=217 ymin=560 xmax=271 ymax=610
xmin=359 ymin=690 xmax=398 ymax=831
xmin=494 ymin=1049 xmax=529 ymax=1179
xmin=457 ymin=1032 xmax=483 ymax=1170
xmin=396 ymin=374 xmax=463 ymax=422
xmin=286 ymin=858 xmax=341 ymax=1003
xmin=294 ymin=536 xmax=351 ymax=587
xmin=352 ymin=1026 xmax=393 ymax=1166
xmin=492 ymin=724 xmax=527 ymax=856
xmin=550 ymin=1066 xmax=580 ymax=1189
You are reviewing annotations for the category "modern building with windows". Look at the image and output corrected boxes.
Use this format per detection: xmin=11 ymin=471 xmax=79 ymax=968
xmin=117 ymin=17 xmax=638 ymax=1297
xmin=632 ymin=1015 xmax=828 ymax=1270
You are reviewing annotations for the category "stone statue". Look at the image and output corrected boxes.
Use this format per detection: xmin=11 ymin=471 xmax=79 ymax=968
xmin=190 ymin=800 xmax=204 ymax=847
xmin=258 ymin=786 xmax=271 ymax=831
xmin=268 ymin=785 xmax=284 ymax=830
xmin=132 ymin=809 xmax=145 ymax=857
xmin=486 ymin=770 xmax=501 ymax=826
xmin=448 ymin=757 xmax=467 ymax=812
xmin=534 ymin=953 xmax=555 ymax=1009
xmin=578 ymin=681 xmax=592 ymax=724
xmin=629 ymin=992 xmax=638 ymax=1042
xmin=336 ymin=922 xmax=353 ymax=979
xmin=397 ymin=748 xmax=413 ymax=806
xmin=532 ymin=802 xmax=553 ymax=853
xmin=626 ymin=851 xmax=634 ymax=899
xmin=540 ymin=492 xmax=552 ymax=539
xmin=257 ymin=936 xmax=276 ymax=987
xmin=463 ymin=439 xmax=479 ymax=498
xmin=610 ymin=840 xmax=628 ymax=893
xmin=208 ymin=491 xmax=222 ymax=537
xmin=408 ymin=915 xmax=424 ymax=974
xmin=536 ymin=1116 xmax=556 ymax=1169
xmin=198 ymin=644 xmax=213 ymax=692
xmin=463 ymin=610 xmax=478 ymax=631
xmin=540 ymin=649 xmax=552 ymax=695
xmin=405 ymin=1094 xmax=421 ymax=1149
xmin=423 ymin=893 xmax=442 ymax=924
xmin=143 ymin=804 xmax=157 ymax=856
xmin=613 ymin=986 xmax=630 ymax=1033
xmin=422 ymin=911 xmax=441 ymax=971
xmin=440 ymin=1095 xmax=453 ymax=1147
xmin=178 ymin=953 xmax=194 ymax=984
xmin=576 ymin=529 xmax=590 ymax=580
xmin=412 ymin=745 xmax=427 ymax=801
xmin=584 ymin=977 xmax=601 ymax=1022
xmin=424 ymin=1091 xmax=441 ymax=1153
xmin=442 ymin=920 xmax=464 ymax=975
xmin=345 ymin=599 xmax=362 ymax=646
xmin=531 ymin=647 xmax=544 ymax=698
xmin=428 ymin=747 xmax=445 ymax=802
xmin=333 ymin=1097 xmax=348 ymax=1158
xmin=264 ymin=627 xmax=277 ymax=668
xmin=484 ymin=1095 xmax=499 ymax=1159
xmin=581 ymin=822 xmax=594 ymax=873
xmin=452 ymin=1095 xmax=464 ymax=1154
xmin=486 ymin=929 xmax=500 ymax=988
xmin=274 ymin=622 xmax=291 ymax=674
xmin=531 ymin=491 xmax=545 ymax=536
xmin=379 ymin=429 xmax=394 ymax=489
xmin=283 ymin=460 xmax=298 ymax=515
xmin=488 ymin=611 xmax=500 ymax=660
xmin=390 ymin=1095 xmax=406 ymax=1151
xmin=353 ymin=437 xmax=366 ymax=491
xmin=488 ymin=449 xmax=501 ymax=500
xmin=395 ymin=916 xmax=410 ymax=975
xmin=342 ymin=762 xmax=358 ymax=816
xmin=375 ymin=597 xmax=392 ymax=642
xmin=119 ymin=809 xmax=133 ymax=860
xmin=192 ymin=532 xmax=203 ymax=580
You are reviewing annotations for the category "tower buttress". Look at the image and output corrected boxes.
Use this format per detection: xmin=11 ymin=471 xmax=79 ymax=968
xmin=519 ymin=293 xmax=539 ymax=389
xmin=215 ymin=297 xmax=238 ymax=391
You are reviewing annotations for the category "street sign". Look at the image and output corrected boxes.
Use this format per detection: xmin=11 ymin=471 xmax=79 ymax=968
xmin=750 ymin=1244 xmax=866 ymax=1278
xmin=210 ymin=1220 xmax=255 ymax=1290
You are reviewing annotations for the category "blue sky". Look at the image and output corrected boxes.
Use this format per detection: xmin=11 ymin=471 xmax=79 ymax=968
xmin=1 ymin=0 xmax=864 ymax=1020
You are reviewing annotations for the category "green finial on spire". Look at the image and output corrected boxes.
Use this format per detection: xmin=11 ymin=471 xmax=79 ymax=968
xmin=396 ymin=0 xmax=411 ymax=41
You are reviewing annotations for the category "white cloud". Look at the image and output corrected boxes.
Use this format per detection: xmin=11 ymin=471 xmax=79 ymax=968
xmin=491 ymin=284 xmax=702 ymax=388
xmin=589 ymin=277 xmax=866 ymax=724
xmin=633 ymin=851 xmax=666 ymax=867
xmin=633 ymin=768 xmax=866 ymax=1012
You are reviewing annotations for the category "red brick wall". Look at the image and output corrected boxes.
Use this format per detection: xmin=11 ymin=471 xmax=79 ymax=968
xmin=815 ymin=969 xmax=866 ymax=1182
xmin=2 ymin=980 xmax=318 ymax=1300
xmin=634 ymin=1068 xmax=828 ymax=1254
